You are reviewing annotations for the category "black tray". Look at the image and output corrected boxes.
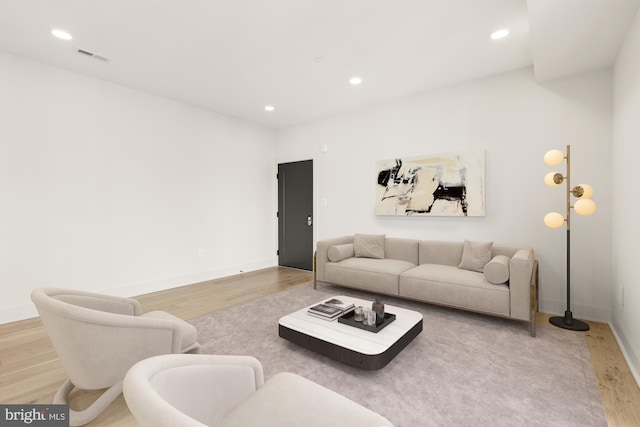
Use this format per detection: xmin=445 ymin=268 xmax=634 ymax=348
xmin=338 ymin=311 xmax=396 ymax=333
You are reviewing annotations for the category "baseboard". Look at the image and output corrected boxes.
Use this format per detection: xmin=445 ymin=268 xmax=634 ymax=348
xmin=609 ymin=322 xmax=640 ymax=389
xmin=539 ymin=299 xmax=611 ymax=323
xmin=0 ymin=259 xmax=277 ymax=325
xmin=0 ymin=303 xmax=39 ymax=325
xmin=109 ymin=259 xmax=277 ymax=298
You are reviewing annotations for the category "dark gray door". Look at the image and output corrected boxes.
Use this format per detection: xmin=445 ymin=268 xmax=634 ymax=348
xmin=278 ymin=160 xmax=313 ymax=270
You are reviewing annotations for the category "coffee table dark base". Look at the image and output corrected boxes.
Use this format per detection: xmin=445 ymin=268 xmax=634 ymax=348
xmin=279 ymin=319 xmax=423 ymax=370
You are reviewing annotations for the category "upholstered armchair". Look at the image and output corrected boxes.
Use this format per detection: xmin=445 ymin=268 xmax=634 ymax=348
xmin=31 ymin=288 xmax=201 ymax=426
xmin=123 ymin=354 xmax=393 ymax=427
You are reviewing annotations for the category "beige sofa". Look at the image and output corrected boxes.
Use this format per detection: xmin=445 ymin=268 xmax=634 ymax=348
xmin=315 ymin=235 xmax=538 ymax=336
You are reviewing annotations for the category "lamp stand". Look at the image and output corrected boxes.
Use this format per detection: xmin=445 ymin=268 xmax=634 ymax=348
xmin=549 ymin=313 xmax=589 ymax=331
xmin=548 ymin=229 xmax=589 ymax=331
xmin=548 ymin=145 xmax=590 ymax=332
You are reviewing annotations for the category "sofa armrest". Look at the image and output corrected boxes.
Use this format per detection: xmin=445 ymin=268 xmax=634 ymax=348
xmin=509 ymin=248 xmax=535 ymax=321
xmin=315 ymin=236 xmax=354 ymax=282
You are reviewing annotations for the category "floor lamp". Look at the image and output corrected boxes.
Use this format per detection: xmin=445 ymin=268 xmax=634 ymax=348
xmin=543 ymin=145 xmax=596 ymax=331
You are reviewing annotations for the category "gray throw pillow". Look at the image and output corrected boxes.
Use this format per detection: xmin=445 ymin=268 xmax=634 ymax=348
xmin=354 ymin=234 xmax=385 ymax=259
xmin=327 ymin=243 xmax=355 ymax=262
xmin=458 ymin=240 xmax=493 ymax=272
xmin=484 ymin=255 xmax=510 ymax=284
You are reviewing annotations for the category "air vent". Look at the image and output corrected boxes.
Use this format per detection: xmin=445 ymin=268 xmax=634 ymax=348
xmin=76 ymin=48 xmax=110 ymax=63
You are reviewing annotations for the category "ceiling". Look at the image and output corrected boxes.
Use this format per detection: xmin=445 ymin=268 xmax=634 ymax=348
xmin=0 ymin=0 xmax=637 ymax=129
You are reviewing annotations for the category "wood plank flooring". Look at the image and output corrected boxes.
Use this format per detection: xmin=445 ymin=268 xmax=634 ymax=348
xmin=536 ymin=312 xmax=640 ymax=427
xmin=1 ymin=267 xmax=639 ymax=426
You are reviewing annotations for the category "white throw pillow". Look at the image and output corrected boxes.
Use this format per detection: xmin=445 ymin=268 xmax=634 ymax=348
xmin=353 ymin=234 xmax=385 ymax=259
xmin=458 ymin=240 xmax=493 ymax=273
xmin=484 ymin=255 xmax=510 ymax=284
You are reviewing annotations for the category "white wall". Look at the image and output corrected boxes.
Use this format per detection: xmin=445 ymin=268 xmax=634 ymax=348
xmin=0 ymin=52 xmax=277 ymax=323
xmin=612 ymin=7 xmax=640 ymax=384
xmin=277 ymin=67 xmax=612 ymax=323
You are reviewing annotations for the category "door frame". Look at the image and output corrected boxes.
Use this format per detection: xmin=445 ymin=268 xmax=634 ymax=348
xmin=274 ymin=155 xmax=317 ymax=268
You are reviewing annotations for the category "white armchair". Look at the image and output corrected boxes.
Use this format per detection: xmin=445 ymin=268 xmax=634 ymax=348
xmin=123 ymin=354 xmax=393 ymax=427
xmin=31 ymin=287 xmax=201 ymax=426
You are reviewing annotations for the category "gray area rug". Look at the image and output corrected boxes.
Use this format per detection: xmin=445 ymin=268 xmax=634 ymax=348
xmin=190 ymin=283 xmax=606 ymax=427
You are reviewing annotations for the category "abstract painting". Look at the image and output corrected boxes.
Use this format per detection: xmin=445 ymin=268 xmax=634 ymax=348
xmin=375 ymin=150 xmax=485 ymax=216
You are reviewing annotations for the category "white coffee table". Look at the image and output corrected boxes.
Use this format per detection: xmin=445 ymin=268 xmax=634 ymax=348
xmin=278 ymin=295 xmax=423 ymax=370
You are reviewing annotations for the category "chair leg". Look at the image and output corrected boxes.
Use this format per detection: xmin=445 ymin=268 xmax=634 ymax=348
xmin=54 ymin=378 xmax=123 ymax=426
xmin=529 ymin=260 xmax=539 ymax=337
xmin=313 ymin=252 xmax=317 ymax=290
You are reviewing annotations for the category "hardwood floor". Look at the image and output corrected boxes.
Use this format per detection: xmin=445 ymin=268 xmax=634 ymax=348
xmin=536 ymin=312 xmax=640 ymax=427
xmin=0 ymin=267 xmax=312 ymax=426
xmin=1 ymin=267 xmax=639 ymax=426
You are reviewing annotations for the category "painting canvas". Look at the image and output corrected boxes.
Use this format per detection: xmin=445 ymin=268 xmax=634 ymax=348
xmin=375 ymin=150 xmax=485 ymax=216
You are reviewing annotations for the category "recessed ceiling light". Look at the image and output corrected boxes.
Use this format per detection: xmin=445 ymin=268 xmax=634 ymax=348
xmin=51 ymin=29 xmax=73 ymax=41
xmin=490 ymin=29 xmax=509 ymax=40
xmin=349 ymin=77 xmax=362 ymax=85
xmin=264 ymin=105 xmax=275 ymax=112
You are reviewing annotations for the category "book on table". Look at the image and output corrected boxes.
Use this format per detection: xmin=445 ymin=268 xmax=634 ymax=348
xmin=307 ymin=298 xmax=354 ymax=321
xmin=307 ymin=309 xmax=343 ymax=321
xmin=322 ymin=298 xmax=354 ymax=312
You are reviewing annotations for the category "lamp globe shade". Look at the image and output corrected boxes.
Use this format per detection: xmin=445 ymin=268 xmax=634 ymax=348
xmin=544 ymin=172 xmax=561 ymax=187
xmin=544 ymin=212 xmax=565 ymax=228
xmin=575 ymin=198 xmax=596 ymax=215
xmin=544 ymin=149 xmax=565 ymax=166
xmin=576 ymin=184 xmax=594 ymax=199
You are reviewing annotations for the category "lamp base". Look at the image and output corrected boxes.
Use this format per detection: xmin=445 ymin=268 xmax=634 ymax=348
xmin=549 ymin=311 xmax=590 ymax=331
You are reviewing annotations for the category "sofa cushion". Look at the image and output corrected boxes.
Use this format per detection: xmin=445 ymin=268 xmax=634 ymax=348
xmin=484 ymin=255 xmax=510 ymax=284
xmin=384 ymin=238 xmax=420 ymax=264
xmin=218 ymin=372 xmax=392 ymax=427
xmin=354 ymin=234 xmax=385 ymax=259
xmin=458 ymin=240 xmax=493 ymax=272
xmin=399 ymin=264 xmax=509 ymax=316
xmin=418 ymin=240 xmax=463 ymax=266
xmin=325 ymin=258 xmax=415 ymax=295
xmin=327 ymin=243 xmax=355 ymax=262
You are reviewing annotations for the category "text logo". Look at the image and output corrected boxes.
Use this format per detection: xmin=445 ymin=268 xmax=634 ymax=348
xmin=1 ymin=405 xmax=68 ymax=426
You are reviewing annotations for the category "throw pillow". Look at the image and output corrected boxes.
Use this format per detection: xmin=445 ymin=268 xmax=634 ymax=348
xmin=458 ymin=240 xmax=493 ymax=273
xmin=327 ymin=243 xmax=355 ymax=262
xmin=353 ymin=234 xmax=385 ymax=259
xmin=484 ymin=255 xmax=510 ymax=284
